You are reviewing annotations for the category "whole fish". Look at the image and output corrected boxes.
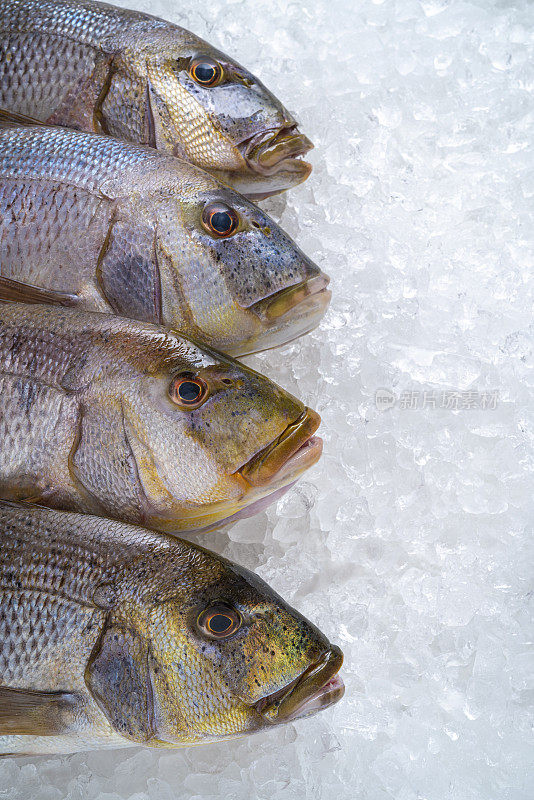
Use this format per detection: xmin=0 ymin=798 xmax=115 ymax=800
xmin=0 ymin=501 xmax=344 ymax=755
xmin=0 ymin=118 xmax=329 ymax=356
xmin=0 ymin=303 xmax=322 ymax=533
xmin=0 ymin=0 xmax=313 ymax=199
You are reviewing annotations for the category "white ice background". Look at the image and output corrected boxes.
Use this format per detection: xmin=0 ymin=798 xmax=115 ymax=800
xmin=2 ymin=0 xmax=534 ymax=798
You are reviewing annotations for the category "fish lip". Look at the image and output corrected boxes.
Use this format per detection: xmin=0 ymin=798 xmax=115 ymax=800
xmin=255 ymin=646 xmax=344 ymax=724
xmin=259 ymin=273 xmax=331 ymax=323
xmin=234 ymin=274 xmax=331 ymax=356
xmin=241 ymin=125 xmax=314 ymax=177
xmin=237 ymin=408 xmax=322 ymax=488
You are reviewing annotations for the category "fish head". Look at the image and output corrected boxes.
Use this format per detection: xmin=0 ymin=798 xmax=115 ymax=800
xmin=133 ymin=548 xmax=344 ymax=744
xmin=117 ymin=334 xmax=322 ymax=532
xmin=155 ymin=182 xmax=330 ymax=355
xmin=136 ymin=29 xmax=313 ymax=197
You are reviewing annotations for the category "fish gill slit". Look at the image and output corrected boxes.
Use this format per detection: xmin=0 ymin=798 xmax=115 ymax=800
xmin=157 ymin=238 xmax=202 ymax=342
xmin=94 ymin=207 xmax=119 ymax=312
xmin=66 ymin=403 xmax=110 ymax=516
xmin=144 ymin=77 xmax=157 ymax=150
xmin=152 ymin=231 xmax=163 ymax=325
xmin=119 ymin=400 xmax=151 ymax=527
xmin=92 ymin=56 xmax=118 ymax=136
xmin=146 ymin=650 xmax=158 ymax=741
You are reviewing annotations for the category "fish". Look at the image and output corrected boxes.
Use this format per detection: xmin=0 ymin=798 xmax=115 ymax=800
xmin=0 ymin=0 xmax=313 ymax=199
xmin=0 ymin=302 xmax=322 ymax=533
xmin=0 ymin=501 xmax=344 ymax=755
xmin=0 ymin=116 xmax=330 ymax=356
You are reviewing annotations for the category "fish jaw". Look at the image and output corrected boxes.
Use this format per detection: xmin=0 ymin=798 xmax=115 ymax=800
xmin=244 ymin=127 xmax=314 ymax=174
xmin=254 ymin=646 xmax=345 ymax=724
xmin=213 ymin=124 xmax=314 ymax=200
xmin=140 ymin=410 xmax=322 ymax=534
xmin=235 ymin=273 xmax=331 ymax=356
xmin=241 ymin=125 xmax=314 ymax=198
xmin=237 ymin=408 xmax=321 ymax=487
xmin=210 ymin=148 xmax=313 ymax=200
xmin=146 ymin=436 xmax=322 ymax=534
xmin=188 ymin=481 xmax=299 ymax=533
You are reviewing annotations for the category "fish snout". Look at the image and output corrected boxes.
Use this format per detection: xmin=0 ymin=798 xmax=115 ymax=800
xmin=262 ymin=272 xmax=331 ymax=324
xmin=241 ymin=123 xmax=313 ymax=178
xmin=238 ymin=407 xmax=322 ymax=488
xmin=255 ymin=645 xmax=345 ymax=724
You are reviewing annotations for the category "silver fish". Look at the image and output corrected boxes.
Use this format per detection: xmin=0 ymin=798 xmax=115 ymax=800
xmin=0 ymin=0 xmax=313 ymax=199
xmin=0 ymin=302 xmax=322 ymax=534
xmin=0 ymin=501 xmax=344 ymax=755
xmin=0 ymin=117 xmax=330 ymax=356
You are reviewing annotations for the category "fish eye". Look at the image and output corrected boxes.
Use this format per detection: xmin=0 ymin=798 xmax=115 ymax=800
xmin=169 ymin=374 xmax=208 ymax=408
xmin=197 ymin=602 xmax=242 ymax=639
xmin=189 ymin=56 xmax=223 ymax=87
xmin=202 ymin=202 xmax=239 ymax=238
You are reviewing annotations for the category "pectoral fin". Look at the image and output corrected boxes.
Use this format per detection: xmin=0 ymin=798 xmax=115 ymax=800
xmin=0 ymin=687 xmax=81 ymax=736
xmin=0 ymin=108 xmax=47 ymax=129
xmin=85 ymin=620 xmax=155 ymax=743
xmin=0 ymin=276 xmax=79 ymax=307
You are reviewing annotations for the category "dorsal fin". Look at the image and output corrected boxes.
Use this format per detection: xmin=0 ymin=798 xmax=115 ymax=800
xmin=0 ymin=108 xmax=47 ymax=129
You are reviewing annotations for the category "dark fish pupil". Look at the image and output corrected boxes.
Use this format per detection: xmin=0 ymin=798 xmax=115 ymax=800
xmin=211 ymin=211 xmax=232 ymax=233
xmin=196 ymin=63 xmax=216 ymax=83
xmin=178 ymin=381 xmax=201 ymax=402
xmin=210 ymin=614 xmax=232 ymax=633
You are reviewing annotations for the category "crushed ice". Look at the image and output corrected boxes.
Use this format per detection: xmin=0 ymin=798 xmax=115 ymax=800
xmin=4 ymin=0 xmax=533 ymax=798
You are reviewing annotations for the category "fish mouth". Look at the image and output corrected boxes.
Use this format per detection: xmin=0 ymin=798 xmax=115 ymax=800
xmin=261 ymin=273 xmax=331 ymax=324
xmin=242 ymin=125 xmax=313 ymax=178
xmin=255 ymin=646 xmax=345 ymax=724
xmin=230 ymin=274 xmax=331 ymax=356
xmin=237 ymin=408 xmax=322 ymax=488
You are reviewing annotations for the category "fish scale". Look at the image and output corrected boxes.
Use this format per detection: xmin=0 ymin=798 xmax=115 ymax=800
xmin=1 ymin=32 xmax=98 ymax=120
xmin=0 ymin=504 xmax=140 ymax=693
xmin=0 ymin=504 xmax=146 ymax=752
xmin=1 ymin=592 xmax=98 ymax=685
xmin=0 ymin=374 xmax=78 ymax=487
xmin=0 ymin=0 xmax=161 ymax=43
xmin=0 ymin=126 xmax=162 ymax=189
